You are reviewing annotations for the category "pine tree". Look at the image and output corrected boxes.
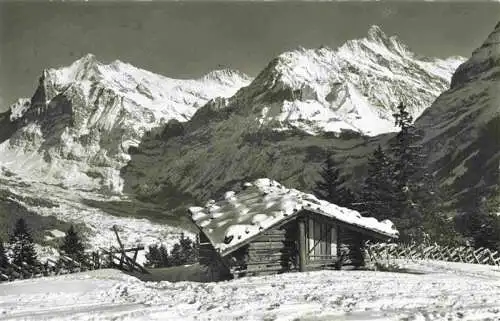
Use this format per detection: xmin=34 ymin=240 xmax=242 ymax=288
xmin=145 ymin=244 xmax=170 ymax=268
xmin=10 ymin=218 xmax=38 ymax=266
xmin=145 ymin=245 xmax=160 ymax=268
xmin=417 ymin=173 xmax=461 ymax=245
xmin=389 ymin=102 xmax=428 ymax=242
xmin=389 ymin=103 xmax=466 ymax=244
xmin=467 ymin=193 xmax=500 ymax=250
xmin=60 ymin=225 xmax=86 ymax=263
xmin=314 ymin=153 xmax=357 ymax=208
xmin=392 ymin=102 xmax=421 ymax=186
xmin=169 ymin=233 xmax=199 ymax=266
xmin=0 ymin=238 xmax=8 ymax=268
xmin=361 ymin=145 xmax=396 ymax=220
xmin=145 ymin=234 xmax=199 ymax=268
xmin=169 ymin=242 xmax=183 ymax=266
xmin=179 ymin=233 xmax=198 ymax=264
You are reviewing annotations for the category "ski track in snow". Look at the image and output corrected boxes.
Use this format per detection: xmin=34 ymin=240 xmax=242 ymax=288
xmin=1 ymin=260 xmax=500 ymax=321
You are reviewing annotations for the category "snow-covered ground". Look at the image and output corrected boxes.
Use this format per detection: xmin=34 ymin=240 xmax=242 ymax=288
xmin=1 ymin=260 xmax=500 ymax=321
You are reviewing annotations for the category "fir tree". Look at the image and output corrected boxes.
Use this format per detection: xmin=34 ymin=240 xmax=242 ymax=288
xmin=417 ymin=173 xmax=462 ymax=245
xmin=60 ymin=225 xmax=86 ymax=263
xmin=179 ymin=233 xmax=199 ymax=264
xmin=314 ymin=153 xmax=357 ymax=208
xmin=392 ymin=102 xmax=420 ymax=187
xmin=145 ymin=244 xmax=170 ymax=268
xmin=145 ymin=234 xmax=199 ymax=268
xmin=389 ymin=102 xmax=428 ymax=242
xmin=170 ymin=233 xmax=198 ymax=266
xmin=467 ymin=194 xmax=500 ymax=250
xmin=361 ymin=145 xmax=396 ymax=220
xmin=391 ymin=105 xmax=462 ymax=244
xmin=10 ymin=218 xmax=38 ymax=266
xmin=169 ymin=243 xmax=183 ymax=266
xmin=0 ymin=238 xmax=8 ymax=268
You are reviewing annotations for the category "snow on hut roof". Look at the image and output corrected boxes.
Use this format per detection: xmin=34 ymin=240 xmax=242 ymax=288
xmin=189 ymin=178 xmax=398 ymax=256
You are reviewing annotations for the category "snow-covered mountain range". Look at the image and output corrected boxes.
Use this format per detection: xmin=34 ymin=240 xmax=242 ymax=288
xmin=0 ymin=24 xmax=467 ymax=257
xmin=205 ymin=25 xmax=463 ymax=136
xmin=0 ymin=54 xmax=251 ymax=193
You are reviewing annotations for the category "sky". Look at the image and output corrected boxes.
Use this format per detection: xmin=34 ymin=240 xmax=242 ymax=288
xmin=0 ymin=1 xmax=499 ymax=111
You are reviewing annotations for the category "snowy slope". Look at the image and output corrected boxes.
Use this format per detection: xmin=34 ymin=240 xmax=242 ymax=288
xmin=1 ymin=261 xmax=500 ymax=320
xmin=0 ymin=171 xmax=192 ymax=264
xmin=210 ymin=25 xmax=464 ymax=136
xmin=414 ymin=20 xmax=500 ymax=206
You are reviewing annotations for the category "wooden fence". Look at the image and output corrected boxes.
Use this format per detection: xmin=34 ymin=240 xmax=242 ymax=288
xmin=365 ymin=242 xmax=500 ymax=266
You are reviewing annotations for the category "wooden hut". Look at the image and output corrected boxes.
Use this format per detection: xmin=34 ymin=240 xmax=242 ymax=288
xmin=189 ymin=179 xmax=398 ymax=282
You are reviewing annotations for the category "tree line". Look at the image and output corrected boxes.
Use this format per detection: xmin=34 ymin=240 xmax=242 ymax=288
xmin=0 ymin=218 xmax=86 ymax=269
xmin=144 ymin=233 xmax=199 ymax=268
xmin=314 ymin=102 xmax=500 ymax=249
xmin=0 ymin=217 xmax=199 ymax=270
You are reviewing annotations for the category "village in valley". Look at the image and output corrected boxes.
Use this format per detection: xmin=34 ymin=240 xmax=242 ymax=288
xmin=1 ymin=1 xmax=500 ymax=320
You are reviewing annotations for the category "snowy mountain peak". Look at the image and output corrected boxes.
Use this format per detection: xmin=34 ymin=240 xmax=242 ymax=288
xmin=80 ymin=52 xmax=98 ymax=62
xmin=52 ymin=53 xmax=102 ymax=84
xmin=365 ymin=25 xmax=408 ymax=54
xmin=367 ymin=25 xmax=388 ymax=42
xmin=200 ymin=69 xmax=253 ymax=87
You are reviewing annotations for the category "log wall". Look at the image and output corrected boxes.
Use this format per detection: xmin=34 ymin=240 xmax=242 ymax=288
xmin=198 ymin=233 xmax=231 ymax=282
xmin=198 ymin=215 xmax=370 ymax=281
xmin=228 ymin=221 xmax=298 ymax=277
xmin=337 ymin=227 xmax=365 ymax=268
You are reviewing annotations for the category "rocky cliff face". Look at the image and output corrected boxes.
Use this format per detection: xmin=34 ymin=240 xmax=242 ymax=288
xmin=415 ymin=21 xmax=500 ymax=208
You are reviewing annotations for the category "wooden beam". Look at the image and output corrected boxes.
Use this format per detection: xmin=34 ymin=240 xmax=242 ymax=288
xmin=111 ymin=226 xmax=148 ymax=273
xmin=231 ymin=266 xmax=290 ymax=276
xmin=112 ymin=225 xmax=126 ymax=252
xmin=298 ymin=218 xmax=307 ymax=272
xmin=119 ymin=247 xmax=145 ymax=253
xmin=132 ymin=250 xmax=138 ymax=264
